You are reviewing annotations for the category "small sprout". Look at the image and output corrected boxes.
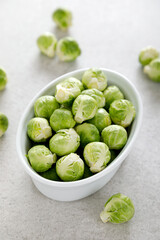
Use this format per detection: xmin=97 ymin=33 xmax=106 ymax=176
xmin=50 ymin=108 xmax=76 ymax=132
xmin=56 ymin=37 xmax=81 ymax=62
xmin=144 ymin=58 xmax=160 ymax=82
xmin=82 ymin=68 xmax=107 ymax=91
xmin=52 ymin=8 xmax=72 ymax=31
xmin=139 ymin=46 xmax=159 ymax=66
xmin=103 ymin=86 xmax=124 ymax=109
xmin=81 ymin=88 xmax=105 ymax=108
xmin=37 ymin=32 xmax=57 ymax=58
xmin=88 ymin=108 xmax=111 ymax=132
xmin=101 ymin=125 xmax=127 ymax=150
xmin=72 ymin=95 xmax=98 ymax=123
xmin=49 ymin=128 xmax=80 ymax=156
xmin=34 ymin=95 xmax=59 ymax=119
xmin=27 ymin=117 xmax=52 ymax=142
xmin=0 ymin=112 xmax=9 ymax=137
xmin=56 ymin=153 xmax=84 ymax=181
xmin=28 ymin=145 xmax=56 ymax=172
xmin=83 ymin=142 xmax=111 ymax=173
xmin=109 ymin=99 xmax=136 ymax=128
xmin=39 ymin=166 xmax=60 ymax=181
xmin=0 ymin=68 xmax=7 ymax=91
xmin=100 ymin=193 xmax=135 ymax=224
xmin=75 ymin=123 xmax=100 ymax=148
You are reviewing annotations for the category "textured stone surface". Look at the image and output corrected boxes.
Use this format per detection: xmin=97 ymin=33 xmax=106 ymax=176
xmin=0 ymin=0 xmax=160 ymax=239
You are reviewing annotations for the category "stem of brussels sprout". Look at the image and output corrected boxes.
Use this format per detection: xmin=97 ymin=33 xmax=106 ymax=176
xmin=100 ymin=211 xmax=110 ymax=223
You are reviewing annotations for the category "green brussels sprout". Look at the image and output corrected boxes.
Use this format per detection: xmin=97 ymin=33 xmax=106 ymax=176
xmin=109 ymin=150 xmax=117 ymax=163
xmin=75 ymin=123 xmax=100 ymax=148
xmin=101 ymin=125 xmax=127 ymax=150
xmin=34 ymin=96 xmax=59 ymax=119
xmin=109 ymin=99 xmax=136 ymax=128
xmin=27 ymin=117 xmax=52 ymax=142
xmin=103 ymin=86 xmax=124 ymax=109
xmin=144 ymin=58 xmax=160 ymax=82
xmin=39 ymin=166 xmax=60 ymax=181
xmin=81 ymin=88 xmax=105 ymax=108
xmin=83 ymin=142 xmax=111 ymax=173
xmin=0 ymin=68 xmax=7 ymax=91
xmin=56 ymin=153 xmax=84 ymax=181
xmin=83 ymin=164 xmax=93 ymax=179
xmin=56 ymin=37 xmax=81 ymax=62
xmin=52 ymin=8 xmax=72 ymax=30
xmin=49 ymin=128 xmax=80 ymax=156
xmin=100 ymin=193 xmax=135 ymax=223
xmin=88 ymin=108 xmax=111 ymax=132
xmin=82 ymin=68 xmax=107 ymax=91
xmin=28 ymin=145 xmax=56 ymax=172
xmin=139 ymin=46 xmax=159 ymax=66
xmin=72 ymin=95 xmax=98 ymax=123
xmin=55 ymin=77 xmax=83 ymax=105
xmin=50 ymin=108 xmax=76 ymax=132
xmin=37 ymin=32 xmax=57 ymax=58
xmin=0 ymin=112 xmax=9 ymax=137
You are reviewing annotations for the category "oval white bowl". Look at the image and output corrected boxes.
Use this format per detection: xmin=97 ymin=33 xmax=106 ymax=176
xmin=16 ymin=68 xmax=143 ymax=201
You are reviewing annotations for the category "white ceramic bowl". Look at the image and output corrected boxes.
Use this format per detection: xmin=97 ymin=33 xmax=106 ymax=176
xmin=16 ymin=68 xmax=143 ymax=201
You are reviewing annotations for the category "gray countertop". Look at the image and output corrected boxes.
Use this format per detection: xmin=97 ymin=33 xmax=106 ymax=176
xmin=0 ymin=0 xmax=160 ymax=239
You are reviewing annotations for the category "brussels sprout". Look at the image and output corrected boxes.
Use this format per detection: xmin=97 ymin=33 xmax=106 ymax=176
xmin=0 ymin=112 xmax=9 ymax=137
xmin=52 ymin=8 xmax=72 ymax=30
xmin=37 ymin=32 xmax=57 ymax=58
xmin=49 ymin=128 xmax=80 ymax=156
xmin=50 ymin=108 xmax=76 ymax=132
xmin=39 ymin=166 xmax=60 ymax=181
xmin=27 ymin=117 xmax=52 ymax=142
xmin=81 ymin=89 xmax=105 ymax=108
xmin=55 ymin=77 xmax=83 ymax=105
xmin=82 ymin=68 xmax=107 ymax=91
xmin=75 ymin=123 xmax=100 ymax=148
xmin=103 ymin=86 xmax=124 ymax=109
xmin=109 ymin=150 xmax=117 ymax=163
xmin=56 ymin=37 xmax=81 ymax=62
xmin=34 ymin=96 xmax=59 ymax=119
xmin=100 ymin=193 xmax=135 ymax=223
xmin=0 ymin=68 xmax=7 ymax=91
xmin=88 ymin=108 xmax=111 ymax=132
xmin=144 ymin=58 xmax=160 ymax=82
xmin=72 ymin=95 xmax=98 ymax=123
xmin=109 ymin=99 xmax=136 ymax=128
xmin=28 ymin=145 xmax=56 ymax=172
xmin=101 ymin=125 xmax=127 ymax=150
xmin=83 ymin=142 xmax=111 ymax=173
xmin=139 ymin=46 xmax=159 ymax=66
xmin=83 ymin=164 xmax=93 ymax=179
xmin=56 ymin=153 xmax=84 ymax=181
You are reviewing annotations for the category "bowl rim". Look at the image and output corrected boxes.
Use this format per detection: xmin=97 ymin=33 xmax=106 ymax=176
xmin=16 ymin=68 xmax=143 ymax=188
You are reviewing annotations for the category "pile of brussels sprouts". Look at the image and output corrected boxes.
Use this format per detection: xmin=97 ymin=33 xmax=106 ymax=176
xmin=26 ymin=68 xmax=136 ymax=182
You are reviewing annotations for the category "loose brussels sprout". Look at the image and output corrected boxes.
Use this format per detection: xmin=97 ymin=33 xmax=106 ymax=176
xmin=28 ymin=145 xmax=56 ymax=172
xmin=27 ymin=117 xmax=52 ymax=142
xmin=144 ymin=58 xmax=160 ymax=82
xmin=75 ymin=123 xmax=100 ymax=148
xmin=39 ymin=166 xmax=60 ymax=181
xmin=56 ymin=37 xmax=81 ymax=62
xmin=109 ymin=99 xmax=136 ymax=128
xmin=83 ymin=142 xmax=111 ymax=173
xmin=34 ymin=96 xmax=59 ymax=119
xmin=52 ymin=8 xmax=72 ymax=30
xmin=72 ymin=95 xmax=98 ymax=123
xmin=100 ymin=193 xmax=135 ymax=223
xmin=56 ymin=153 xmax=84 ymax=181
xmin=103 ymin=86 xmax=124 ymax=109
xmin=55 ymin=77 xmax=83 ymax=105
xmin=0 ymin=112 xmax=9 ymax=137
xmin=37 ymin=32 xmax=57 ymax=58
xmin=49 ymin=128 xmax=80 ymax=156
xmin=50 ymin=108 xmax=76 ymax=132
xmin=0 ymin=68 xmax=7 ymax=91
xmin=101 ymin=125 xmax=127 ymax=150
xmin=81 ymin=89 xmax=105 ymax=108
xmin=88 ymin=108 xmax=111 ymax=132
xmin=139 ymin=46 xmax=159 ymax=66
xmin=82 ymin=68 xmax=107 ymax=91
